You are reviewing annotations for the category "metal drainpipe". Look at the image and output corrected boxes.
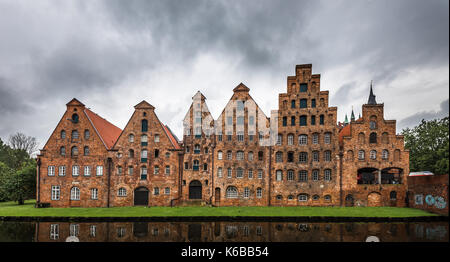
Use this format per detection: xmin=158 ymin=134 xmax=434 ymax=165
xmin=210 ymin=141 xmax=215 ymax=206
xmin=339 ymin=151 xmax=343 ymax=206
xmin=107 ymin=157 xmax=112 ymax=208
xmin=268 ymin=146 xmax=272 ymax=206
xmin=36 ymin=158 xmax=41 ymax=205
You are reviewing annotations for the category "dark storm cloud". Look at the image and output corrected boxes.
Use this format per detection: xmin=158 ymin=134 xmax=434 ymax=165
xmin=398 ymin=99 xmax=449 ymax=131
xmin=0 ymin=78 xmax=32 ymax=114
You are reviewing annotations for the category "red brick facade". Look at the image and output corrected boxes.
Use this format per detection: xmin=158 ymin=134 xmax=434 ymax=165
xmin=36 ymin=64 xmax=410 ymax=208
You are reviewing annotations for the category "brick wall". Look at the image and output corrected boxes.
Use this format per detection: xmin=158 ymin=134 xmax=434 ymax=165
xmin=407 ymin=174 xmax=448 ymax=215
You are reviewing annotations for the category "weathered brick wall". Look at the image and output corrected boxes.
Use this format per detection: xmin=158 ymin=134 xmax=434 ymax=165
xmin=407 ymin=174 xmax=448 ymax=215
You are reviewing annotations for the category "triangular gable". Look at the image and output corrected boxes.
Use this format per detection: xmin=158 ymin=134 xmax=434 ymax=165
xmin=66 ymin=98 xmax=85 ymax=107
xmin=134 ymin=100 xmax=155 ymax=110
xmin=233 ymin=82 xmax=250 ymax=93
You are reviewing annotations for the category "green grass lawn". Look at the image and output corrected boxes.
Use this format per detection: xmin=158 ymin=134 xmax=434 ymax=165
xmin=0 ymin=200 xmax=438 ymax=218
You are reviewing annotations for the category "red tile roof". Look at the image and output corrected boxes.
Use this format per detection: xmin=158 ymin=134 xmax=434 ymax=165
xmin=84 ymin=108 xmax=122 ymax=150
xmin=161 ymin=123 xmax=181 ymax=150
xmin=338 ymin=124 xmax=351 ymax=144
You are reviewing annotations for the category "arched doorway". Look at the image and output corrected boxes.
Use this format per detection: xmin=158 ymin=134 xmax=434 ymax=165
xmin=368 ymin=192 xmax=382 ymax=207
xmin=345 ymin=194 xmax=354 ymax=207
xmin=189 ymin=180 xmax=202 ymax=199
xmin=134 ymin=187 xmax=149 ymax=206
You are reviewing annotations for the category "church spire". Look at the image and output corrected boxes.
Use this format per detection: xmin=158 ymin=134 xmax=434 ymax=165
xmin=344 ymin=114 xmax=349 ymax=125
xmin=368 ymin=80 xmax=377 ymax=105
xmin=351 ymin=107 xmax=355 ymax=122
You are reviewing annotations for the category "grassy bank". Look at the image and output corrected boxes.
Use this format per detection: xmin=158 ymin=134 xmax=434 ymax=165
xmin=0 ymin=200 xmax=438 ymax=218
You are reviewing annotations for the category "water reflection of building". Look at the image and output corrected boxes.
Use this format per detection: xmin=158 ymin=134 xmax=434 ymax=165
xmin=34 ymin=221 xmax=449 ymax=242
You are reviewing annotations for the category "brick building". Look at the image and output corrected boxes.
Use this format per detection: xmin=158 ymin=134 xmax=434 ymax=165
xmin=36 ymin=64 xmax=410 ymax=208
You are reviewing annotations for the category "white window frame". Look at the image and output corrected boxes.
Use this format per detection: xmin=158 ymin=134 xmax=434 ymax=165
xmin=70 ymin=187 xmax=80 ymax=200
xmin=96 ymin=166 xmax=103 ymax=176
xmin=48 ymin=166 xmax=55 ymax=176
xmin=58 ymin=166 xmax=66 ymax=176
xmin=72 ymin=165 xmax=79 ymax=176
xmin=84 ymin=166 xmax=91 ymax=176
xmin=51 ymin=186 xmax=60 ymax=200
xmin=91 ymin=188 xmax=98 ymax=200
xmin=256 ymin=188 xmax=262 ymax=198
xmin=118 ymin=188 xmax=127 ymax=197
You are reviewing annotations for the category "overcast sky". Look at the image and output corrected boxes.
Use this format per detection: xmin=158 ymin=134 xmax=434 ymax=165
xmin=0 ymin=0 xmax=448 ymax=149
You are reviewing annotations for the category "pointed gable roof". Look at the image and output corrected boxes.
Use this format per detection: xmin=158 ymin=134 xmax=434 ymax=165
xmin=233 ymin=83 xmax=250 ymax=93
xmin=134 ymin=100 xmax=155 ymax=110
xmin=84 ymin=108 xmax=122 ymax=150
xmin=192 ymin=91 xmax=206 ymax=101
xmin=66 ymin=98 xmax=85 ymax=107
xmin=161 ymin=123 xmax=181 ymax=150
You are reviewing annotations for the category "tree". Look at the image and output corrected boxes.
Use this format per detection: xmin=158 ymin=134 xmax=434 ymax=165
xmin=0 ymin=161 xmax=36 ymax=205
xmin=402 ymin=116 xmax=449 ymax=175
xmin=8 ymin=133 xmax=38 ymax=156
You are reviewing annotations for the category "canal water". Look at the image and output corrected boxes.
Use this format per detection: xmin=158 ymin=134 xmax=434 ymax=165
xmin=0 ymin=221 xmax=448 ymax=242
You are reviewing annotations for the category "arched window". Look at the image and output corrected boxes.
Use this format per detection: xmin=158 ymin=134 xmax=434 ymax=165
xmin=324 ymin=132 xmax=331 ymax=144
xmin=236 ymin=167 xmax=244 ymax=178
xmin=287 ymin=152 xmax=294 ymax=162
xmin=287 ymin=134 xmax=294 ymax=145
xmin=276 ymin=170 xmax=283 ymax=181
xmin=141 ymin=119 xmax=148 ymax=132
xmin=128 ymin=134 xmax=134 ymax=142
xmin=217 ymin=151 xmax=223 ymax=160
xmin=312 ymin=133 xmax=319 ymax=144
xmin=298 ymin=170 xmax=308 ymax=182
xmin=118 ymin=187 xmax=127 ymax=196
xmin=299 ymin=152 xmax=308 ymax=163
xmin=227 ymin=150 xmax=232 ymax=160
xmin=347 ymin=150 xmax=354 ymax=161
xmin=84 ymin=146 xmax=89 ymax=156
xmin=324 ymin=169 xmax=332 ymax=181
xmin=237 ymin=151 xmax=244 ymax=160
xmin=141 ymin=135 xmax=148 ymax=145
xmin=72 ymin=130 xmax=79 ymax=140
xmin=248 ymin=151 xmax=253 ymax=161
xmin=370 ymin=116 xmax=377 ymax=129
xmin=369 ymin=132 xmax=377 ymax=143
xmin=275 ymin=151 xmax=283 ymax=163
xmin=358 ymin=133 xmax=365 ymax=144
xmin=370 ymin=150 xmax=377 ymax=160
xmin=217 ymin=167 xmax=223 ymax=177
xmin=277 ymin=134 xmax=283 ymax=145
xmin=71 ymin=146 xmax=78 ymax=156
xmin=227 ymin=167 xmax=232 ymax=178
xmin=129 ymin=149 xmax=134 ymax=158
xmin=256 ymin=188 xmax=262 ymax=198
xmin=300 ymin=83 xmax=308 ymax=92
xmin=312 ymin=195 xmax=320 ymax=201
xmin=298 ymin=134 xmax=308 ymax=145
xmin=226 ymin=186 xmax=238 ymax=199
xmin=287 ymin=170 xmax=294 ymax=181
xmin=382 ymin=149 xmax=389 ymax=160
xmin=324 ymin=150 xmax=331 ymax=162
xmin=298 ymin=194 xmax=308 ymax=202
xmin=154 ymin=148 xmax=159 ymax=158
xmin=358 ymin=150 xmax=365 ymax=160
xmin=71 ymin=114 xmax=79 ymax=123
xmin=84 ymin=129 xmax=90 ymax=139
xmin=60 ymin=146 xmax=66 ymax=156
xmin=324 ymin=195 xmax=332 ymax=202
xmin=141 ymin=149 xmax=148 ymax=159
xmin=70 ymin=187 xmax=80 ymax=200
xmin=60 ymin=130 xmax=66 ymax=139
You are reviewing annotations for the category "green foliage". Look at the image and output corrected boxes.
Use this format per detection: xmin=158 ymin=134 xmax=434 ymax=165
xmin=402 ymin=116 xmax=449 ymax=175
xmin=0 ymin=137 xmax=37 ymax=204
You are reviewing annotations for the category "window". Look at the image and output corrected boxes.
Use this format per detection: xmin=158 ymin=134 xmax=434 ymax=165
xmin=70 ymin=187 xmax=80 ymax=200
xmin=312 ymin=133 xmax=319 ymax=144
xmin=166 ymin=152 xmax=171 ymax=158
xmin=194 ymin=144 xmax=200 ymax=154
xmin=248 ymin=169 xmax=253 ymax=179
xmin=288 ymin=195 xmax=294 ymax=201
xmin=369 ymin=132 xmax=377 ymax=143
xmin=227 ymin=116 xmax=233 ymax=125
xmin=72 ymin=130 xmax=79 ymax=140
xmin=141 ymin=135 xmax=148 ymax=146
xmin=72 ymin=113 xmax=79 ymax=123
xmin=71 ymin=146 xmax=78 ymax=156
xmin=370 ymin=150 xmax=377 ymax=160
xmin=237 ymin=151 xmax=244 ymax=160
xmin=370 ymin=121 xmax=377 ymax=130
xmin=311 ymin=99 xmax=316 ymax=108
xmin=258 ymin=151 xmax=263 ymax=161
xmin=217 ymin=167 xmax=223 ymax=178
xmin=276 ymin=170 xmax=283 ymax=181
xmin=227 ymin=168 xmax=232 ymax=178
xmin=312 ymin=195 xmax=320 ymax=201
xmin=90 ymin=225 xmax=96 ymax=238
xmin=382 ymin=150 xmax=389 ymax=160
xmin=298 ymin=194 xmax=308 ymax=202
xmin=324 ymin=132 xmax=331 ymax=144
xmin=154 ymin=165 xmax=160 ymax=174
xmin=117 ymin=166 xmax=122 ymax=175
xmin=165 ymin=165 xmax=170 ymax=175
xmin=227 ymin=151 xmax=232 ymax=160
xmin=218 ymin=134 xmax=223 ymax=141
xmin=312 ymin=170 xmax=319 ymax=181
xmin=300 ymin=83 xmax=307 ymax=92
xmin=390 ymin=191 xmax=397 ymax=200
xmin=256 ymin=188 xmax=262 ymax=198
xmin=218 ymin=151 xmax=223 ymax=160
xmin=226 ymin=187 xmax=238 ymax=199
xmin=287 ymin=134 xmax=294 ymax=145
xmin=140 ymin=166 xmax=147 ymax=180
xmin=203 ymin=163 xmax=208 ymax=171
xmin=291 ymin=100 xmax=296 ymax=108
xmin=58 ymin=166 xmax=66 ymax=176
xmin=128 ymin=166 xmax=133 ymax=175
xmin=275 ymin=152 xmax=283 ymax=163
xmin=311 ymin=115 xmax=316 ymax=125
xmin=291 ymin=116 xmax=296 ymax=126
xmin=60 ymin=130 xmax=66 ymax=139
xmin=324 ymin=169 xmax=332 ymax=181
xmin=193 ymin=160 xmax=199 ymax=171
xmin=237 ymin=116 xmax=244 ymax=126
xmin=60 ymin=146 xmax=66 ymax=156
xmin=50 ymin=224 xmax=59 ymax=240
xmin=299 ymin=170 xmax=308 ymax=182
xmin=184 ymin=162 xmax=189 ymax=170
xmin=118 ymin=188 xmax=127 ymax=197
xmin=299 ymin=152 xmax=308 ymax=163
xmin=236 ymin=167 xmax=243 ymax=178
xmin=72 ymin=165 xmax=79 ymax=176
xmin=84 ymin=130 xmax=90 ymax=139
xmin=258 ymin=169 xmax=263 ymax=179
xmin=70 ymin=224 xmax=79 ymax=237
xmin=154 ymin=134 xmax=160 ymax=143
xmin=128 ymin=134 xmax=134 ymax=142
xmin=96 ymin=166 xmax=103 ymax=176
xmin=319 ymin=115 xmax=324 ymax=125
xmin=277 ymin=134 xmax=282 ymax=145
xmin=227 ymin=134 xmax=232 ymax=141
xmin=300 ymin=99 xmax=307 ymax=108
xmin=91 ymin=188 xmax=98 ymax=200
xmin=312 ymin=151 xmax=319 ymax=162
xmin=358 ymin=150 xmax=365 ymax=160
xmin=243 ymin=187 xmax=250 ymax=198
xmin=324 ymin=195 xmax=331 ymax=202
xmin=299 ymin=115 xmax=307 ymax=126
xmin=324 ymin=151 xmax=331 ymax=162
xmin=358 ymin=133 xmax=365 ymax=144
xmin=249 ymin=116 xmax=255 ymax=125
xmin=154 ymin=187 xmax=159 ymax=195
xmin=141 ymin=150 xmax=148 ymax=162
xmin=347 ymin=150 xmax=354 ymax=161
xmin=141 ymin=119 xmax=148 ymax=132
xmin=165 ymin=187 xmax=170 ymax=195
xmin=154 ymin=149 xmax=159 ymax=158
xmin=84 ymin=166 xmax=91 ymax=176
xmin=282 ymin=116 xmax=287 ymax=126
xmin=51 ymin=186 xmax=60 ymax=200
xmin=84 ymin=146 xmax=89 ymax=156
xmin=287 ymin=170 xmax=294 ymax=181
xmin=276 ymin=195 xmax=282 ymax=200
xmin=287 ymin=152 xmax=294 ymax=162
xmin=248 ymin=152 xmax=253 ymax=161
